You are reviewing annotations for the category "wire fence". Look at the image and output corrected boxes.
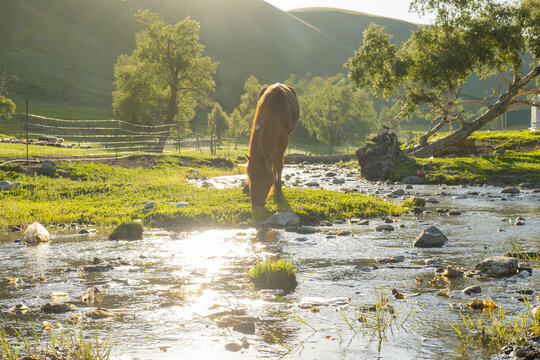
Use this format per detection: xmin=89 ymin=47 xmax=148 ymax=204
xmin=0 ymin=112 xmax=238 ymax=160
xmin=0 ymin=111 xmax=357 ymax=161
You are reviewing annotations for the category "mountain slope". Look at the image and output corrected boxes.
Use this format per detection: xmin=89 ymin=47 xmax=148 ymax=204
xmin=289 ymin=7 xmax=418 ymax=49
xmin=0 ymin=1 xmax=420 ymax=118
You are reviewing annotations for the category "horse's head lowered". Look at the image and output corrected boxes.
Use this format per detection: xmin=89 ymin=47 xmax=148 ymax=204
xmin=246 ymin=153 xmax=274 ymax=207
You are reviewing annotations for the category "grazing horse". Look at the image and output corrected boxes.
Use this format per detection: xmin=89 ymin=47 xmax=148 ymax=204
xmin=246 ymin=83 xmax=299 ymax=207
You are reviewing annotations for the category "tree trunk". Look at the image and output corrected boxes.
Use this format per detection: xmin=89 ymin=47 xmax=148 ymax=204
xmin=152 ymin=124 xmax=173 ymax=153
xmin=407 ymin=85 xmax=520 ymax=158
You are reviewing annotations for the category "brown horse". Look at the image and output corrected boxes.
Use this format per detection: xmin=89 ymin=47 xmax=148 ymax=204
xmin=246 ymin=83 xmax=299 ymax=207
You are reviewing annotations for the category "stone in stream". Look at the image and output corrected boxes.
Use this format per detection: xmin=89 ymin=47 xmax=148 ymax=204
xmin=500 ymin=187 xmax=520 ymax=194
xmin=392 ymin=189 xmax=405 ymax=196
xmin=41 ymin=302 xmax=76 ymax=314
xmin=375 ymin=224 xmax=395 ymax=232
xmin=448 ymin=210 xmax=462 ymax=216
xmin=376 ymin=255 xmax=405 ymax=264
xmin=462 ymin=286 xmax=482 ymax=295
xmin=296 ymin=226 xmax=317 ymax=234
xmin=261 ymin=212 xmax=300 ymax=228
xmin=232 ymin=322 xmax=256 ymax=335
xmin=426 ymin=198 xmax=440 ymax=204
xmin=332 ymin=178 xmax=345 ymax=185
xmin=24 ymin=222 xmax=50 ymax=243
xmin=475 ymin=256 xmax=518 ymax=276
xmin=413 ymin=226 xmax=448 ymax=248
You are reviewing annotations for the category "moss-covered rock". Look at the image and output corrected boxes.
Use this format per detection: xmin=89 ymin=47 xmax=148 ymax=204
xmin=109 ymin=222 xmax=143 ymax=240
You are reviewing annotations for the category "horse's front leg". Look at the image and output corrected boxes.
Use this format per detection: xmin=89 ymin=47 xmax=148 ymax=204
xmin=273 ymin=139 xmax=287 ymax=203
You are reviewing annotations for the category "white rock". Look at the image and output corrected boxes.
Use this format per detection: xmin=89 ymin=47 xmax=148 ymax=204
xmin=475 ymin=256 xmax=518 ymax=276
xmin=24 ymin=222 xmax=50 ymax=243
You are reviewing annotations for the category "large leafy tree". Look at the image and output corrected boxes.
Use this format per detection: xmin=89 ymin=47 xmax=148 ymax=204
xmin=298 ymin=74 xmax=377 ymax=147
xmin=347 ymin=0 xmax=540 ymax=157
xmin=112 ymin=10 xmax=217 ymax=152
xmin=233 ymin=75 xmax=263 ymax=137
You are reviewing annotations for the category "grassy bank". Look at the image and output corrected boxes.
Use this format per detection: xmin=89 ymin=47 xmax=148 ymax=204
xmin=0 ymin=155 xmax=406 ymax=229
xmin=388 ymin=130 xmax=540 ymax=185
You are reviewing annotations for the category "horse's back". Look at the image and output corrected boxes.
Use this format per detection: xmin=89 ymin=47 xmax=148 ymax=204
xmin=257 ymin=83 xmax=299 ymax=134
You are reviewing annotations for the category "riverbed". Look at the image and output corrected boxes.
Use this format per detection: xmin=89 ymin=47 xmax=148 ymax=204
xmin=1 ymin=163 xmax=539 ymax=359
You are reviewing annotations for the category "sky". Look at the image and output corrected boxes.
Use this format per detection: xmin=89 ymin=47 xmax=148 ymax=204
xmin=263 ymin=0 xmax=434 ymax=24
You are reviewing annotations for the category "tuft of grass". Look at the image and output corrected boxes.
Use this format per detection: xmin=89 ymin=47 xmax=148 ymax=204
xmin=448 ymin=301 xmax=540 ymax=356
xmin=109 ymin=221 xmax=143 ymax=240
xmin=1 ymin=324 xmax=112 ymax=360
xmin=248 ymin=259 xmax=298 ymax=291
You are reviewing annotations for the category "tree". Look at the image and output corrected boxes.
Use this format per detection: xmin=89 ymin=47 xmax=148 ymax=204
xmin=0 ymin=96 xmax=15 ymax=115
xmin=234 ymin=75 xmax=263 ymax=137
xmin=207 ymin=102 xmax=228 ymax=155
xmin=112 ymin=10 xmax=217 ymax=152
xmin=299 ymin=74 xmax=377 ymax=147
xmin=347 ymin=0 xmax=540 ymax=157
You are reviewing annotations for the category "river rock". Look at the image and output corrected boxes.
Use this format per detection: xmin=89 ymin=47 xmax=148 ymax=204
xmin=24 ymin=222 xmax=50 ymax=243
xmin=376 ymin=255 xmax=405 ymax=264
xmin=413 ymin=226 xmax=448 ymax=248
xmin=462 ymin=286 xmax=482 ymax=295
xmin=232 ymin=322 xmax=256 ymax=335
xmin=401 ymin=175 xmax=422 ymax=184
xmin=332 ymin=178 xmax=345 ymax=185
xmin=39 ymin=160 xmax=56 ymax=176
xmin=305 ymin=181 xmax=320 ymax=187
xmin=41 ymin=302 xmax=76 ymax=314
xmin=448 ymin=210 xmax=462 ymax=216
xmin=426 ymin=198 xmax=440 ymax=204
xmin=296 ymin=226 xmax=317 ymax=234
xmin=375 ymin=224 xmax=395 ymax=232
xmin=262 ymin=212 xmax=300 ymax=228
xmin=176 ymin=202 xmax=189 ymax=208
xmin=391 ymin=189 xmax=405 ymax=196
xmin=475 ymin=256 xmax=518 ymax=276
xmin=500 ymin=187 xmax=520 ymax=194
xmin=0 ymin=181 xmax=21 ymax=190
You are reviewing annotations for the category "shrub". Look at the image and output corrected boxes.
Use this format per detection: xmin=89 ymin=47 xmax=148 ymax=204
xmin=109 ymin=221 xmax=143 ymax=240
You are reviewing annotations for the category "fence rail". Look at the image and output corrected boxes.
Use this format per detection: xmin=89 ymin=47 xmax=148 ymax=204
xmin=0 ymin=111 xmax=357 ymax=160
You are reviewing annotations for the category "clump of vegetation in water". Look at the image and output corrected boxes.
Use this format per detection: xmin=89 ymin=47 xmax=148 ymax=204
xmin=109 ymin=221 xmax=143 ymax=240
xmin=448 ymin=302 xmax=540 ymax=356
xmin=1 ymin=324 xmax=112 ymax=360
xmin=248 ymin=259 xmax=297 ymax=291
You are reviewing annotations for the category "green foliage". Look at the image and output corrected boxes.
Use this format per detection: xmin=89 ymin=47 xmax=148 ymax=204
xmin=207 ymin=102 xmax=228 ymax=142
xmin=0 ymin=95 xmax=15 ymax=115
xmin=348 ymin=0 xmax=540 ymax=154
xmin=112 ymin=10 xmax=217 ymax=133
xmin=287 ymin=74 xmax=378 ymax=146
xmin=233 ymin=75 xmax=262 ymax=137
xmin=109 ymin=221 xmax=143 ymax=240
xmin=248 ymin=259 xmax=297 ymax=290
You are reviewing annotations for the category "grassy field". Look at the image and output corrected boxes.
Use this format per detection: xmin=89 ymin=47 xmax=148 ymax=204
xmin=0 ymin=154 xmax=407 ymax=229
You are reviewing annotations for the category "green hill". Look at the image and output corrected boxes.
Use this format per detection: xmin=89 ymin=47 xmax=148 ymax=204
xmin=0 ymin=1 xmax=419 ymax=119
xmin=289 ymin=7 xmax=418 ymax=48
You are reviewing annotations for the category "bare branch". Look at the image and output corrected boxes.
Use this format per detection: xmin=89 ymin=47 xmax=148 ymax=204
xmin=517 ymin=65 xmax=540 ymax=88
xmin=507 ymin=100 xmax=534 ymax=110
xmin=514 ymin=88 xmax=540 ymax=97
xmin=452 ymin=100 xmax=491 ymax=108
xmin=497 ymin=67 xmax=511 ymax=88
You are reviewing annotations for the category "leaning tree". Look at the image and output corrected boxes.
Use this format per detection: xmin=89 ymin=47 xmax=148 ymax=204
xmin=347 ymin=0 xmax=540 ymax=157
xmin=113 ymin=10 xmax=217 ymax=152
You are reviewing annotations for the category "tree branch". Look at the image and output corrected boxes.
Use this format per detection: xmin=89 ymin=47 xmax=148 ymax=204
xmin=507 ymin=100 xmax=534 ymax=110
xmin=497 ymin=66 xmax=511 ymax=88
xmin=452 ymin=100 xmax=490 ymax=107
xmin=514 ymin=88 xmax=540 ymax=97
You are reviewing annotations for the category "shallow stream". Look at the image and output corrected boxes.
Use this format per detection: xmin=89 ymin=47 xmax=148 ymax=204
xmin=1 ymin=164 xmax=539 ymax=359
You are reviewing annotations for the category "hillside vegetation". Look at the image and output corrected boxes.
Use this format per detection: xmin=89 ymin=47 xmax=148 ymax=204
xmin=0 ymin=0 xmax=416 ymax=118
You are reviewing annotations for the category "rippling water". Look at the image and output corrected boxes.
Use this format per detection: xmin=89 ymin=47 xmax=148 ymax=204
xmin=1 ymin=164 xmax=539 ymax=359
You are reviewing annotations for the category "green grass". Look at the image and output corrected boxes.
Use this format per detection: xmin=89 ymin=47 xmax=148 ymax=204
xmin=470 ymin=130 xmax=540 ymax=148
xmin=248 ymin=259 xmax=297 ymax=290
xmin=448 ymin=301 xmax=540 ymax=356
xmin=417 ymin=150 xmax=540 ymax=184
xmin=0 ymin=156 xmax=407 ymax=228
xmin=1 ymin=324 xmax=112 ymax=360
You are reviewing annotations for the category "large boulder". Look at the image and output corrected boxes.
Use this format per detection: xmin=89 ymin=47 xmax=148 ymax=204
xmin=475 ymin=256 xmax=518 ymax=276
xmin=24 ymin=222 xmax=50 ymax=243
xmin=413 ymin=226 xmax=448 ymax=248
xmin=261 ymin=212 xmax=300 ymax=228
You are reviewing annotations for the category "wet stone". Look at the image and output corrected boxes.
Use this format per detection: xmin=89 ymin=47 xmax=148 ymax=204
xmin=462 ymin=286 xmax=482 ymax=295
xmin=41 ymin=302 xmax=76 ymax=314
xmin=475 ymin=256 xmax=518 ymax=276
xmin=413 ymin=226 xmax=448 ymax=248
xmin=501 ymin=187 xmax=520 ymax=194
xmin=337 ymin=230 xmax=352 ymax=236
xmin=375 ymin=225 xmax=394 ymax=232
xmin=232 ymin=322 xmax=256 ymax=335
xmin=296 ymin=226 xmax=317 ymax=234
xmin=448 ymin=210 xmax=462 ymax=216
